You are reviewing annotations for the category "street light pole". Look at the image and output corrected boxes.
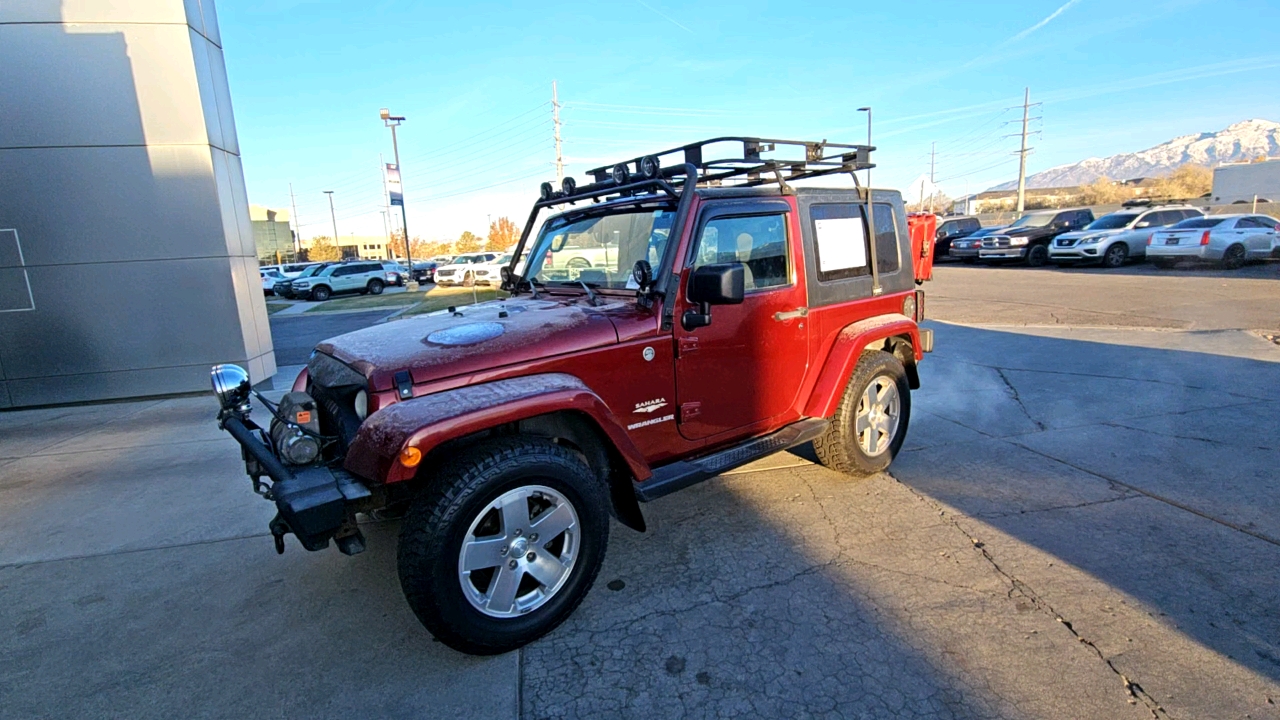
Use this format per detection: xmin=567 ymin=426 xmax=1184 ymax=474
xmin=380 ymin=108 xmax=415 ymax=287
xmin=857 ymin=107 xmax=882 ymax=296
xmin=323 ymin=190 xmax=339 ymax=259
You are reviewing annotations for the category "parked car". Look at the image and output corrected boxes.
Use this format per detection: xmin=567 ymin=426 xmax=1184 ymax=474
xmin=1050 ymin=205 xmax=1203 ymax=268
xmin=379 ymin=261 xmax=410 ymax=287
xmin=978 ymin=208 xmax=1094 ymax=266
xmin=434 ymin=252 xmax=501 ymax=286
xmin=411 ymin=261 xmax=439 ymax=284
xmin=273 ymin=263 xmax=330 ymax=299
xmin=209 ymin=136 xmax=931 ymax=655
xmin=948 ymin=225 xmax=1007 ymax=262
xmin=260 ymin=269 xmax=286 ymax=296
xmin=430 ymin=255 xmax=455 ymax=265
xmin=933 ymin=216 xmax=982 ymax=259
xmin=289 ymin=261 xmax=388 ymax=301
xmin=1147 ymin=214 xmax=1279 ymax=269
xmin=280 ymin=262 xmax=323 ymax=278
xmin=471 ymin=253 xmax=513 ymax=286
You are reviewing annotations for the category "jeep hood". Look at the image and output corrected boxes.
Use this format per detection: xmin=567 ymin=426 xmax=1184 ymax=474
xmin=314 ymin=297 xmax=622 ymax=392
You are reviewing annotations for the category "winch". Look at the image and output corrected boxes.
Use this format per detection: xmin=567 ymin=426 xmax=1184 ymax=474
xmin=270 ymin=391 xmax=322 ymax=465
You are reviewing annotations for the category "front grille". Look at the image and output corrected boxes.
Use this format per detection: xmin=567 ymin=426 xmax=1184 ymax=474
xmin=1056 ymin=238 xmax=1077 ymax=247
xmin=983 ymin=237 xmax=1012 ymax=248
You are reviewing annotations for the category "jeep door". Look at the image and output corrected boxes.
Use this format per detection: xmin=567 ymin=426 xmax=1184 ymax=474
xmin=673 ymin=199 xmax=809 ymax=441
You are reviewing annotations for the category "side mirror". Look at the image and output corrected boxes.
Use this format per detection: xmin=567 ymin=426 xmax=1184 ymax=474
xmin=1135 ymin=220 xmax=1151 ymax=228
xmin=683 ymin=263 xmax=744 ymax=330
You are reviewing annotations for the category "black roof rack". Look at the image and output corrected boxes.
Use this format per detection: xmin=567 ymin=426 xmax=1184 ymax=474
xmin=535 ymin=136 xmax=874 ymax=207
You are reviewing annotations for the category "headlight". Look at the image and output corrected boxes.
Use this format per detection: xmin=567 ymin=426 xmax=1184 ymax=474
xmin=1009 ymin=237 xmax=1028 ymax=246
xmin=1079 ymin=235 xmax=1101 ymax=244
xmin=354 ymin=389 xmax=368 ymax=420
xmin=211 ymin=364 xmax=251 ymax=410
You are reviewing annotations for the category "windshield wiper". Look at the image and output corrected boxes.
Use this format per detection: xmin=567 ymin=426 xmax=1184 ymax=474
xmin=578 ymin=281 xmax=600 ymax=307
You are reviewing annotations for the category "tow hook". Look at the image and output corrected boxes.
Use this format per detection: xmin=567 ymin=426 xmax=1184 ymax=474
xmin=269 ymin=514 xmax=290 ymax=555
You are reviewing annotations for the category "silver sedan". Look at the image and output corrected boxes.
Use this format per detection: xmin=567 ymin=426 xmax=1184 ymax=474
xmin=1146 ymin=214 xmax=1279 ymax=269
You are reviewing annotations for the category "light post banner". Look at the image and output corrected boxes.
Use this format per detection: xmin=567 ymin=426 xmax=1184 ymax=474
xmin=386 ymin=163 xmax=404 ymax=206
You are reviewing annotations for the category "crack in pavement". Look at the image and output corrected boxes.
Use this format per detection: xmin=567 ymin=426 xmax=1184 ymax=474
xmin=996 ymin=368 xmax=1047 ymax=431
xmin=971 ymin=493 xmax=1143 ymax=519
xmin=1101 ymin=421 xmax=1276 ymax=452
xmin=895 ymin=479 xmax=1171 ymax=719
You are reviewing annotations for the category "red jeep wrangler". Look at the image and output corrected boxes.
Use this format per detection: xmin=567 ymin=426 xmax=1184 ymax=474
xmin=212 ymin=137 xmax=932 ymax=655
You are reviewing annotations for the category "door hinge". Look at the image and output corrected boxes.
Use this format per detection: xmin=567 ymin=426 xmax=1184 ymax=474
xmin=394 ymin=370 xmax=413 ymax=400
xmin=678 ymin=337 xmax=699 ymax=356
xmin=679 ymin=402 xmax=701 ymax=423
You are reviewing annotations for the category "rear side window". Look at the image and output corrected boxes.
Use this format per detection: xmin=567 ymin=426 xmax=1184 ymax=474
xmin=1173 ymin=217 xmax=1227 ymax=229
xmin=810 ymin=202 xmax=900 ymax=282
xmin=963 ymin=218 xmax=980 ymax=232
xmin=693 ymin=213 xmax=789 ymax=292
xmin=1181 ymin=209 xmax=1203 ymax=220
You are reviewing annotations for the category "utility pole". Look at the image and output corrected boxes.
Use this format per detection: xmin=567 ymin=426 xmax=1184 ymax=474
xmin=323 ymin=190 xmax=339 ymax=257
xmin=1008 ymin=87 xmax=1042 ymax=215
xmin=929 ymin=141 xmax=937 ymax=213
xmin=553 ymin=80 xmax=564 ymax=182
xmin=288 ymin=183 xmax=301 ymax=258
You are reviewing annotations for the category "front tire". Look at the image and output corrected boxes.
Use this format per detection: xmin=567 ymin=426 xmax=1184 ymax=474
xmin=309 ymin=285 xmax=331 ymax=302
xmin=813 ymin=350 xmax=911 ymax=477
xmin=397 ymin=437 xmax=610 ymax=655
xmin=1026 ymin=244 xmax=1049 ymax=267
xmin=1102 ymin=243 xmax=1128 ymax=268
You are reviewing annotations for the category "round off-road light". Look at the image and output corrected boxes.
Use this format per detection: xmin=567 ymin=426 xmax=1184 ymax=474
xmin=540 ymin=182 xmax=554 ymax=200
xmin=611 ymin=163 xmax=630 ymax=185
xmin=211 ymin=364 xmax=251 ymax=410
xmin=639 ymin=155 xmax=660 ymax=178
xmin=631 ymin=259 xmax=652 ymax=289
xmin=561 ymin=176 xmax=577 ymax=195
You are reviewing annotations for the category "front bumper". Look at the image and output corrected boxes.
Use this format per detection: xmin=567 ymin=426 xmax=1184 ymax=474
xmin=979 ymin=246 xmax=1028 ymax=260
xmin=948 ymin=246 xmax=981 ymax=259
xmin=1049 ymin=244 xmax=1103 ymax=262
xmin=219 ymin=413 xmax=371 ymax=554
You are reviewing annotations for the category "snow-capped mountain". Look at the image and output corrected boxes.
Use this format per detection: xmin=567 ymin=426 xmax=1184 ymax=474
xmin=989 ymin=119 xmax=1280 ymax=191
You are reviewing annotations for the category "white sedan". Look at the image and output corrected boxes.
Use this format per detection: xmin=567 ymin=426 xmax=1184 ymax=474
xmin=1147 ymin=214 xmax=1279 ymax=269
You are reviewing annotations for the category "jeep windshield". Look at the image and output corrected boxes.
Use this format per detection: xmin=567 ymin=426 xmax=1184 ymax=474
xmin=519 ymin=207 xmax=676 ymax=289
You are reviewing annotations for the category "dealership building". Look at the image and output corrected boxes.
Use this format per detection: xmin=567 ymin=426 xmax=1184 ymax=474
xmin=0 ymin=1 xmax=274 ymax=408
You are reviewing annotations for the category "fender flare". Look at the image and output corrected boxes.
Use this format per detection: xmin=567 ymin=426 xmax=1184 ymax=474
xmin=343 ymin=373 xmax=651 ymax=528
xmin=803 ymin=313 xmax=922 ymax=419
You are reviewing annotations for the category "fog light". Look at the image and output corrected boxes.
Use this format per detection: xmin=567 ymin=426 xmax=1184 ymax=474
xmin=400 ymin=446 xmax=422 ymax=467
xmin=211 ymin=364 xmax=251 ymax=410
xmin=561 ymin=176 xmax=577 ymax=195
xmin=639 ymin=155 xmax=660 ymax=178
xmin=611 ymin=163 xmax=630 ymax=184
xmin=540 ymin=182 xmax=554 ymax=200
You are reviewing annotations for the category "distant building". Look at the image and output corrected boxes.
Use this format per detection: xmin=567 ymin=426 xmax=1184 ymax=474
xmin=301 ymin=235 xmax=396 ymax=261
xmin=250 ymin=205 xmax=295 ymax=264
xmin=1212 ymin=159 xmax=1280 ymax=203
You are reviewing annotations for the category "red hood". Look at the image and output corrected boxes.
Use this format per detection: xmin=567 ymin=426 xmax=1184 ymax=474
xmin=315 ymin=296 xmax=623 ymax=391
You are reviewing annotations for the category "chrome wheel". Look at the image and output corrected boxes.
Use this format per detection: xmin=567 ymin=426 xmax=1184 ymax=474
xmin=856 ymin=376 xmax=901 ymax=457
xmin=458 ymin=484 xmax=579 ymax=619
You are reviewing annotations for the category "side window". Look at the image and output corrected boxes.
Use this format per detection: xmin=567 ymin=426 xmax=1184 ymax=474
xmin=693 ymin=213 xmax=789 ymax=292
xmin=810 ymin=202 xmax=899 ymax=282
xmin=1238 ymin=217 xmax=1262 ymax=229
xmin=1182 ymin=209 xmax=1202 ymax=220
xmin=1074 ymin=211 xmax=1091 ymax=226
xmin=963 ymin=218 xmax=980 ymax=232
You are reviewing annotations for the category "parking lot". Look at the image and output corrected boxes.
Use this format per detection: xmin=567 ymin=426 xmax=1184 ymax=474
xmin=2 ymin=263 xmax=1278 ymax=719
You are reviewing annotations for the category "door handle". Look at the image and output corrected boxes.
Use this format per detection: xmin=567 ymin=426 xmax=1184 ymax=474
xmin=773 ymin=307 xmax=808 ymax=322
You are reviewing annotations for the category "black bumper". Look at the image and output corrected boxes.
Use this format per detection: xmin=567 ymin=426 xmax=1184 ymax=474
xmin=220 ymin=415 xmax=369 ymax=553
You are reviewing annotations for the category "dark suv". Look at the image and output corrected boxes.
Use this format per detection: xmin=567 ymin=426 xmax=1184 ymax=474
xmin=933 ymin=216 xmax=981 ymax=259
xmin=978 ymin=208 xmax=1095 ymax=266
xmin=210 ymin=137 xmax=931 ymax=655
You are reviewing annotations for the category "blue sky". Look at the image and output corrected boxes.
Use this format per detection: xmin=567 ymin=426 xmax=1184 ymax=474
xmin=219 ymin=0 xmax=1280 ymax=241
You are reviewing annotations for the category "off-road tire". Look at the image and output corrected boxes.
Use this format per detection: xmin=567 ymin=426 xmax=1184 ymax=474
xmin=813 ymin=350 xmax=911 ymax=477
xmin=1026 ymin=244 xmax=1050 ymax=267
xmin=309 ymin=285 xmax=331 ymax=302
xmin=397 ymin=437 xmax=610 ymax=655
xmin=367 ymin=279 xmax=385 ymax=295
xmin=1102 ymin=243 xmax=1128 ymax=268
xmin=1221 ymin=244 xmax=1246 ymax=270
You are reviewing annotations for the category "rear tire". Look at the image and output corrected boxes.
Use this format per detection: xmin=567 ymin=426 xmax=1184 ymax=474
xmin=813 ymin=350 xmax=911 ymax=477
xmin=368 ymin=279 xmax=385 ymax=295
xmin=1221 ymin=244 xmax=1246 ymax=270
xmin=1026 ymin=244 xmax=1049 ymax=267
xmin=397 ymin=437 xmax=610 ymax=655
xmin=1102 ymin=243 xmax=1128 ymax=268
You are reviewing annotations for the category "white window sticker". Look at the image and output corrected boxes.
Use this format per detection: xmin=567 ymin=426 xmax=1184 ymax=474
xmin=814 ymin=218 xmax=867 ymax=273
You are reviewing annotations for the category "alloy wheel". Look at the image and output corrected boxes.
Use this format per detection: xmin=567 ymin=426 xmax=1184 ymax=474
xmin=457 ymin=485 xmax=579 ymax=618
xmin=856 ymin=376 xmax=901 ymax=457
